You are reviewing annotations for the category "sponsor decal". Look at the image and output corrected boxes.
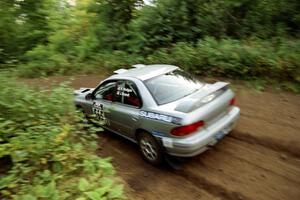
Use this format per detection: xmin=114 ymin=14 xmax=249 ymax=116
xmin=116 ymin=86 xmax=132 ymax=97
xmin=152 ymin=131 xmax=165 ymax=137
xmin=139 ymin=111 xmax=181 ymax=124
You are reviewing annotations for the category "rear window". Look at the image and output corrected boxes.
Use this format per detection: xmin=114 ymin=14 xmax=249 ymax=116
xmin=144 ymin=69 xmax=204 ymax=105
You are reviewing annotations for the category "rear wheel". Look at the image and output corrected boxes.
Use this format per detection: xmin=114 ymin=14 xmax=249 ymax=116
xmin=137 ymin=132 xmax=163 ymax=165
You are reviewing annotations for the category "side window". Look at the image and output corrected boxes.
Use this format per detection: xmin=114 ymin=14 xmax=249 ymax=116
xmin=94 ymin=81 xmax=116 ymax=101
xmin=115 ymin=81 xmax=142 ymax=107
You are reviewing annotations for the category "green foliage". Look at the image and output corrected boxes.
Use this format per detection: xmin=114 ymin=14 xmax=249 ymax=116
xmin=0 ymin=0 xmax=300 ymax=91
xmin=92 ymin=51 xmax=144 ymax=70
xmin=0 ymin=74 xmax=125 ymax=199
xmin=0 ymin=0 xmax=20 ymax=65
xmin=146 ymin=38 xmax=300 ymax=85
xmin=18 ymin=45 xmax=71 ymax=77
xmin=128 ymin=0 xmax=300 ymax=52
xmin=0 ymin=0 xmax=56 ymax=65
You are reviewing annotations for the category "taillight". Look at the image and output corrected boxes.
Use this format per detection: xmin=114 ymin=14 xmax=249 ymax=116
xmin=171 ymin=120 xmax=205 ymax=136
xmin=229 ymin=97 xmax=236 ymax=106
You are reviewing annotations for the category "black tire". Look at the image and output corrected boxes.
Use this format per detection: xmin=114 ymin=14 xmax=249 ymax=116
xmin=137 ymin=132 xmax=164 ymax=166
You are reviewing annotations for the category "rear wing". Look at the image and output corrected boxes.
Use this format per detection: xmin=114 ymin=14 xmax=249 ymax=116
xmin=132 ymin=64 xmax=146 ymax=68
xmin=113 ymin=69 xmax=128 ymax=74
xmin=113 ymin=64 xmax=147 ymax=74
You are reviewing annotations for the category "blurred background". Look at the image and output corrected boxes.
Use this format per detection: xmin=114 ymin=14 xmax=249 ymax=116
xmin=0 ymin=0 xmax=299 ymax=90
xmin=1 ymin=1 xmax=300 ymax=200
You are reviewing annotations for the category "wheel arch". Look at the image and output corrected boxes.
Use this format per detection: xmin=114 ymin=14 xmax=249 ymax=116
xmin=135 ymin=128 xmax=149 ymax=141
xmin=135 ymin=128 xmax=163 ymax=147
xmin=75 ymin=104 xmax=83 ymax=109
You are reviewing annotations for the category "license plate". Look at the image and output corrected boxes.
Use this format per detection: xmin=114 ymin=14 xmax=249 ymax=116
xmin=214 ymin=123 xmax=233 ymax=142
xmin=214 ymin=131 xmax=225 ymax=141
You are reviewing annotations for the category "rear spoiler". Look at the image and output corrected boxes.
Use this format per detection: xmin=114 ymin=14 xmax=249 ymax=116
xmin=132 ymin=64 xmax=146 ymax=68
xmin=113 ymin=69 xmax=128 ymax=74
xmin=113 ymin=64 xmax=147 ymax=74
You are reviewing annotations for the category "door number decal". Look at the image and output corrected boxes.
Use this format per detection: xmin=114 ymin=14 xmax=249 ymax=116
xmin=92 ymin=102 xmax=110 ymax=125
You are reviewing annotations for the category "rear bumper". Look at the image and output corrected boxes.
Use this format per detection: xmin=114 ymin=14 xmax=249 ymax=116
xmin=161 ymin=106 xmax=240 ymax=157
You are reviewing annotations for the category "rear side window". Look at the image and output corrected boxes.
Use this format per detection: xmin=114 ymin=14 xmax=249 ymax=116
xmin=115 ymin=81 xmax=142 ymax=107
xmin=144 ymin=69 xmax=203 ymax=105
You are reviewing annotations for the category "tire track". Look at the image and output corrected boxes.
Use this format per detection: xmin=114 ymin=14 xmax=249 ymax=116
xmin=240 ymin=112 xmax=300 ymax=130
xmin=214 ymin=137 xmax=300 ymax=184
xmin=229 ymin=130 xmax=300 ymax=158
xmin=179 ymin=139 xmax=300 ymax=200
xmin=97 ymin=132 xmax=218 ymax=200
xmin=174 ymin=169 xmax=249 ymax=200
xmin=102 ymin=132 xmax=250 ymax=200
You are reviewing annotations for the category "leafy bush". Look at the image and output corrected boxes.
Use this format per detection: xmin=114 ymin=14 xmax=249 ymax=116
xmin=8 ymin=0 xmax=299 ymax=93
xmin=17 ymin=45 xmax=72 ymax=78
xmin=146 ymin=37 xmax=300 ymax=85
xmin=15 ymin=36 xmax=300 ymax=92
xmin=91 ymin=51 xmax=144 ymax=70
xmin=0 ymin=74 xmax=125 ymax=200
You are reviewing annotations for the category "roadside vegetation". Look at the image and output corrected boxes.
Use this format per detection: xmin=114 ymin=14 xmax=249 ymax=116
xmin=0 ymin=74 xmax=124 ymax=200
xmin=0 ymin=0 xmax=299 ymax=92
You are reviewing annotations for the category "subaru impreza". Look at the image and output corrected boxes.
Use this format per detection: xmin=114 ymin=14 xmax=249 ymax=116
xmin=74 ymin=64 xmax=240 ymax=165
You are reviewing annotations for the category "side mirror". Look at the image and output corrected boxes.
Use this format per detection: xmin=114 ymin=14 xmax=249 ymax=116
xmin=85 ymin=93 xmax=94 ymax=100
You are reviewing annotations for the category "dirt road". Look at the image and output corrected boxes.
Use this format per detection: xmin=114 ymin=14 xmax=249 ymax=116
xmin=25 ymin=74 xmax=300 ymax=200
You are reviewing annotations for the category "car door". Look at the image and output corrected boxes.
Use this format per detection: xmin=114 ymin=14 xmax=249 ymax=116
xmin=91 ymin=80 xmax=117 ymax=128
xmin=109 ymin=80 xmax=142 ymax=139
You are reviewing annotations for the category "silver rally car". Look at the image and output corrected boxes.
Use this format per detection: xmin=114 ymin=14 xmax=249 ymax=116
xmin=74 ymin=64 xmax=240 ymax=165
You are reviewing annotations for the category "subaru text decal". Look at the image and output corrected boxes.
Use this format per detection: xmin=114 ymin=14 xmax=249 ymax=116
xmin=139 ymin=111 xmax=181 ymax=124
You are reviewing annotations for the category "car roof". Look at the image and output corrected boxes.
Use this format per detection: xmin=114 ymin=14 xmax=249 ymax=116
xmin=111 ymin=64 xmax=178 ymax=81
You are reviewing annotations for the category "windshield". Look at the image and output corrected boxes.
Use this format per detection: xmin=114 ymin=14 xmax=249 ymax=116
xmin=144 ymin=69 xmax=204 ymax=105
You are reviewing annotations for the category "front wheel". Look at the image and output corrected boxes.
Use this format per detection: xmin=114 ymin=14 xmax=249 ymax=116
xmin=137 ymin=132 xmax=163 ymax=166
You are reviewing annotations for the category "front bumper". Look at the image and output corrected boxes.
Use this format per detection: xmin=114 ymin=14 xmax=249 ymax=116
xmin=161 ymin=106 xmax=240 ymax=157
